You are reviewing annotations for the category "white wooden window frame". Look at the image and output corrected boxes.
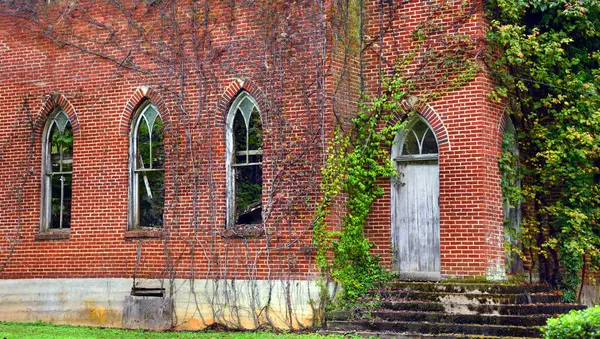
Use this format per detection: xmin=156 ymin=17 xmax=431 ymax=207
xmin=225 ymin=91 xmax=262 ymax=228
xmin=128 ymin=102 xmax=164 ymax=229
xmin=40 ymin=108 xmax=73 ymax=232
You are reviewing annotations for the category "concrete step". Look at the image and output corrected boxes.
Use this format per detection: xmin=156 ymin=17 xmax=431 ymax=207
xmin=374 ymin=290 xmax=563 ymax=304
xmin=379 ymin=300 xmax=586 ymax=315
xmin=369 ymin=310 xmax=548 ymax=326
xmin=381 ymin=281 xmax=555 ymax=294
xmin=325 ymin=281 xmax=583 ymax=338
xmin=327 ymin=320 xmax=542 ymax=338
xmin=320 ymin=330 xmax=536 ymax=339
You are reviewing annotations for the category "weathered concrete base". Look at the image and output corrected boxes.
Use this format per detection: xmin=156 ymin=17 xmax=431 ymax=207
xmin=0 ymin=278 xmax=320 ymax=330
xmin=123 ymin=296 xmax=173 ymax=330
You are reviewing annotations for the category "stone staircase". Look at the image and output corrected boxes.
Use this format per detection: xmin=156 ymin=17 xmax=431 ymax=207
xmin=324 ymin=280 xmax=586 ymax=338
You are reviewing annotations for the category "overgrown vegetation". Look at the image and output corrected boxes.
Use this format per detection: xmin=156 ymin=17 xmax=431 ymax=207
xmin=309 ymin=0 xmax=485 ymax=316
xmin=314 ymin=21 xmax=479 ymax=309
xmin=488 ymin=0 xmax=600 ymax=300
xmin=313 ymin=73 xmax=410 ymax=305
xmin=542 ymin=306 xmax=600 ymax=339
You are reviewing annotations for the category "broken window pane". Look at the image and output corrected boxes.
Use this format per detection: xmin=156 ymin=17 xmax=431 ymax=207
xmin=137 ymin=170 xmax=164 ymax=227
xmin=235 ymin=164 xmax=262 ymax=225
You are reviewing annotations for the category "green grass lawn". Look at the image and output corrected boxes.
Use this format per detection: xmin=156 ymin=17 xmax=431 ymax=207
xmin=0 ymin=322 xmax=342 ymax=339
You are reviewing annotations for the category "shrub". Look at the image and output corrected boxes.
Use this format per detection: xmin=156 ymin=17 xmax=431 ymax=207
xmin=542 ymin=306 xmax=600 ymax=339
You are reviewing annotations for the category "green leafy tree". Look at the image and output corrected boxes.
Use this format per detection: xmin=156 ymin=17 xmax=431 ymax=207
xmin=488 ymin=0 xmax=600 ymax=300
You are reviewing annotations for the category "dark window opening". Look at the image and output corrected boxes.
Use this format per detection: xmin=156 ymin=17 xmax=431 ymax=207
xmin=230 ymin=96 xmax=263 ymax=227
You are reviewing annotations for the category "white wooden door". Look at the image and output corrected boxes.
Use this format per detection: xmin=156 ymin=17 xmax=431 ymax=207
xmin=391 ymin=119 xmax=440 ymax=281
xmin=392 ymin=161 xmax=440 ymax=280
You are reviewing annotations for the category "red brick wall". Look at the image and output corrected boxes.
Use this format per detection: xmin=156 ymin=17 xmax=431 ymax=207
xmin=0 ymin=0 xmax=506 ymax=281
xmin=361 ymin=0 xmax=506 ymax=277
xmin=0 ymin=1 xmax=333 ymax=281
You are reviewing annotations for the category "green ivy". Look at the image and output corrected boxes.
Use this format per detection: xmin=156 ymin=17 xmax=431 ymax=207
xmin=313 ymin=72 xmax=411 ymax=304
xmin=312 ymin=54 xmax=478 ymax=313
xmin=488 ymin=0 xmax=600 ymax=299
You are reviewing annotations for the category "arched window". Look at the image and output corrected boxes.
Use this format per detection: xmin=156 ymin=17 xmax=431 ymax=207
xmin=226 ymin=92 xmax=263 ymax=228
xmin=398 ymin=119 xmax=438 ymax=158
xmin=130 ymin=102 xmax=165 ymax=229
xmin=41 ymin=109 xmax=73 ymax=231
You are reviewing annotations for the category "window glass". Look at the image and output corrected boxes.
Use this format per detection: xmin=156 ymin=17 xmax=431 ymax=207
xmin=132 ymin=104 xmax=164 ymax=228
xmin=247 ymin=108 xmax=262 ymax=152
xmin=228 ymin=93 xmax=263 ymax=227
xmin=421 ymin=129 xmax=438 ymax=154
xmin=137 ymin=117 xmax=151 ymax=169
xmin=412 ymin=120 xmax=427 ymax=140
xmin=401 ymin=120 xmax=438 ymax=156
xmin=235 ymin=164 xmax=262 ymax=224
xmin=152 ymin=118 xmax=165 ymax=169
xmin=402 ymin=131 xmax=420 ymax=155
xmin=44 ymin=110 xmax=73 ymax=230
xmin=137 ymin=169 xmax=164 ymax=227
xmin=50 ymin=173 xmax=71 ymax=229
xmin=233 ymin=110 xmax=247 ymax=163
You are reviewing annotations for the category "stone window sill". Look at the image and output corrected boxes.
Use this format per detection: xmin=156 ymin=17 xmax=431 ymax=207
xmin=125 ymin=229 xmax=163 ymax=240
xmin=35 ymin=230 xmax=70 ymax=241
xmin=221 ymin=224 xmax=265 ymax=239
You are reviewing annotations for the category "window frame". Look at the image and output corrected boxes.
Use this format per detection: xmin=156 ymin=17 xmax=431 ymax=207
xmin=128 ymin=101 xmax=165 ymax=230
xmin=225 ymin=91 xmax=263 ymax=229
xmin=40 ymin=108 xmax=73 ymax=232
xmin=393 ymin=117 xmax=439 ymax=162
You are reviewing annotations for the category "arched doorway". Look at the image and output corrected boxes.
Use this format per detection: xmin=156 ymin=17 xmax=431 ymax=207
xmin=391 ymin=118 xmax=440 ymax=280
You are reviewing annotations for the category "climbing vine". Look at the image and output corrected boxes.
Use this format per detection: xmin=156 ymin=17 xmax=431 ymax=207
xmin=310 ymin=0 xmax=484 ymax=316
xmin=488 ymin=0 xmax=600 ymax=300
xmin=314 ymin=39 xmax=479 ymax=311
xmin=313 ymin=73 xmax=410 ymax=304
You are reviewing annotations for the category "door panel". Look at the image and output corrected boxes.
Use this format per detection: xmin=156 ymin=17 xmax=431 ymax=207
xmin=392 ymin=160 xmax=440 ymax=280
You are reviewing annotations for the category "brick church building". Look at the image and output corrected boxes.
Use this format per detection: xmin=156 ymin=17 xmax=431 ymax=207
xmin=0 ymin=0 xmax=508 ymax=329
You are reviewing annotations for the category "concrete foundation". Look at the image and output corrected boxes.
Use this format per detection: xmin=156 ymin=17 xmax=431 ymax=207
xmin=0 ymin=278 xmax=320 ymax=330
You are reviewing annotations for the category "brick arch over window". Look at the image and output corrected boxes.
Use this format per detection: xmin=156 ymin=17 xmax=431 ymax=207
xmin=34 ymin=95 xmax=81 ymax=137
xmin=217 ymin=78 xmax=266 ymax=122
xmin=391 ymin=97 xmax=451 ymax=151
xmin=119 ymin=86 xmax=170 ymax=135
